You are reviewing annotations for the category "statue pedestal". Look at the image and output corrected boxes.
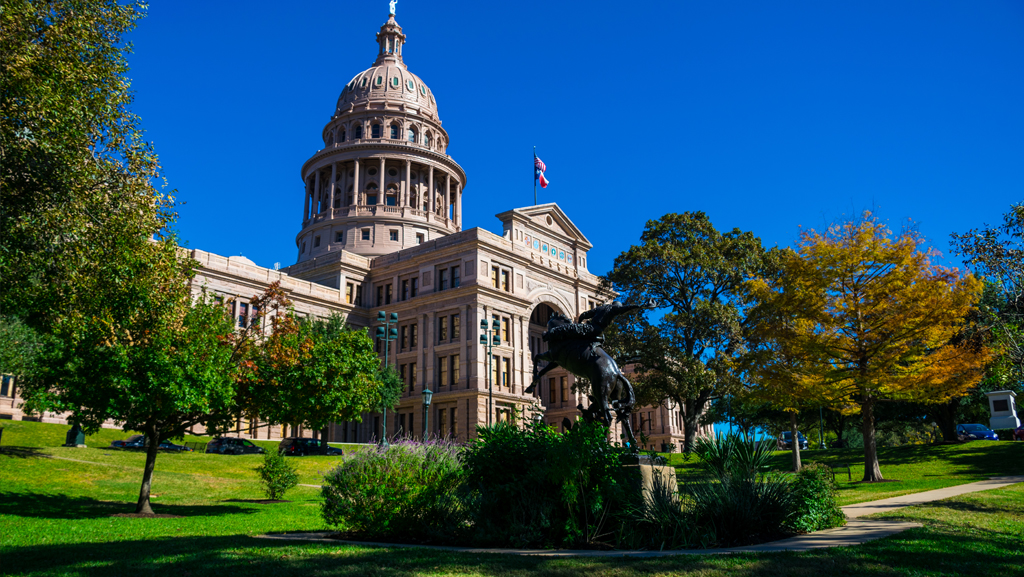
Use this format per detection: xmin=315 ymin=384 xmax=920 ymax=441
xmin=621 ymin=454 xmax=677 ymax=503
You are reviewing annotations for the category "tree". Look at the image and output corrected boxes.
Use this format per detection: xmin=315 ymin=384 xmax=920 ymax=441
xmin=604 ymin=212 xmax=777 ymax=453
xmin=748 ymin=213 xmax=991 ymax=482
xmin=239 ymin=310 xmax=385 ymax=433
xmin=1 ymin=1 xmax=171 ymax=324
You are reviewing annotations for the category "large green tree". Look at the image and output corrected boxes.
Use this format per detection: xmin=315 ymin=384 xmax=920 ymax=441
xmin=604 ymin=212 xmax=777 ymax=453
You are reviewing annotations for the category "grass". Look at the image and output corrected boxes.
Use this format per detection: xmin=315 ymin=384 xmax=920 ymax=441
xmin=2 ymin=420 xmax=1023 ymax=576
xmin=666 ymin=440 xmax=1024 ymax=505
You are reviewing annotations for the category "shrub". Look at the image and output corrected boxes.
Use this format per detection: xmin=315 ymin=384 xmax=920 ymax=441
xmin=615 ymin=464 xmax=702 ymax=550
xmin=255 ymin=449 xmax=299 ymax=500
xmin=994 ymin=428 xmax=1016 ymax=441
xmin=462 ymin=419 xmax=638 ymax=549
xmin=789 ymin=462 xmax=846 ymax=533
xmin=689 ymin=433 xmax=794 ymax=546
xmin=320 ymin=439 xmax=467 ymax=541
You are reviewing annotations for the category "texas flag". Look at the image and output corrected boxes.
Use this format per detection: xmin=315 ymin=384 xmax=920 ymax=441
xmin=534 ymin=156 xmax=549 ymax=188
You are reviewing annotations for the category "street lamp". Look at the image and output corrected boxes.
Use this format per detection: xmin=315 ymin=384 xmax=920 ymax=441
xmin=375 ymin=311 xmax=398 ymax=448
xmin=818 ymin=406 xmax=826 ymax=450
xmin=479 ymin=318 xmax=501 ymax=426
xmin=421 ymin=387 xmax=433 ymax=440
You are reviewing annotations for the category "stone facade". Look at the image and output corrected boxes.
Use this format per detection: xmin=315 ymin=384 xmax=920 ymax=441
xmin=0 ymin=12 xmax=711 ymax=451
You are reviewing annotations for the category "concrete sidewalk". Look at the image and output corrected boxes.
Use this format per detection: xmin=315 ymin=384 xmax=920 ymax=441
xmin=258 ymin=475 xmax=1024 ymax=556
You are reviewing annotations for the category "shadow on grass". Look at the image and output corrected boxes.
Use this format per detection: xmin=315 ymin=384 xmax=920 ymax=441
xmin=0 ymin=492 xmax=258 ymax=520
xmin=0 ymin=446 xmax=50 ymax=459
xmin=2 ymin=526 xmax=1023 ymax=577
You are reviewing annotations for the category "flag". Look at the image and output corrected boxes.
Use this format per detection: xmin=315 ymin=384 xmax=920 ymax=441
xmin=534 ymin=156 xmax=549 ymax=188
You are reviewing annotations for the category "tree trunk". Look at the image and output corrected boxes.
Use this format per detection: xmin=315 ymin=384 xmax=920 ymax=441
xmin=933 ymin=400 xmax=959 ymax=442
xmin=861 ymin=396 xmax=884 ymax=482
xmin=790 ymin=411 xmax=802 ymax=472
xmin=681 ymin=400 xmax=700 ymax=454
xmin=135 ymin=422 xmax=160 ymax=515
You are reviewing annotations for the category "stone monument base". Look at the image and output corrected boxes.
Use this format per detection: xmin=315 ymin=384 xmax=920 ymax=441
xmin=622 ymin=454 xmax=678 ymax=504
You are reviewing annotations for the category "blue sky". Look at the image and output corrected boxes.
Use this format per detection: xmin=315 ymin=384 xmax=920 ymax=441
xmin=128 ymin=1 xmax=1024 ymax=277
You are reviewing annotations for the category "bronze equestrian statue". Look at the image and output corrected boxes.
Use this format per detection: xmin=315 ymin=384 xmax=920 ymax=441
xmin=525 ymin=300 xmax=655 ymax=449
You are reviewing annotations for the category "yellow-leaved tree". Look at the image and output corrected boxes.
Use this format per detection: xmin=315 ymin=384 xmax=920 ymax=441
xmin=747 ymin=213 xmax=991 ymax=482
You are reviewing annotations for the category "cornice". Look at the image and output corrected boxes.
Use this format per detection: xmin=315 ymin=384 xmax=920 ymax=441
xmin=301 ymin=141 xmax=467 ymax=186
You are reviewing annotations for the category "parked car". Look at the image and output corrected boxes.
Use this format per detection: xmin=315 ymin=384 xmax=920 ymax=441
xmin=109 ymin=435 xmax=193 ymax=452
xmin=278 ymin=437 xmax=343 ymax=457
xmin=206 ymin=437 xmax=266 ymax=455
xmin=779 ymin=431 xmax=809 ymax=450
xmin=956 ymin=423 xmax=998 ymax=441
xmin=1013 ymin=425 xmax=1024 ymax=441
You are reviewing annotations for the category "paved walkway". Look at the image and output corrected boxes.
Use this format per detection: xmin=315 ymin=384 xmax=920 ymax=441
xmin=256 ymin=475 xmax=1024 ymax=556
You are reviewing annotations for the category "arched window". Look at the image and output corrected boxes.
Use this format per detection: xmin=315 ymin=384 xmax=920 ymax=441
xmin=366 ymin=182 xmax=378 ymax=190
xmin=326 ymin=131 xmax=334 ymax=145
xmin=371 ymin=124 xmax=381 ymax=139
xmin=390 ymin=124 xmax=399 ymax=139
xmin=386 ymin=184 xmax=398 ymax=207
xmin=354 ymin=124 xmax=363 ymax=139
xmin=408 ymin=128 xmax=417 ymax=142
xmin=339 ymin=129 xmax=346 ymax=142
xmin=424 ymin=133 xmax=432 ymax=147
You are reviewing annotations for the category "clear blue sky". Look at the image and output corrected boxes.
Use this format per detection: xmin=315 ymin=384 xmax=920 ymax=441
xmin=127 ymin=1 xmax=1024 ymax=276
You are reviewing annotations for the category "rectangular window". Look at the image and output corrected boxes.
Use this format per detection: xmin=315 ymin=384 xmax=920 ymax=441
xmin=361 ymin=229 xmax=370 ymax=241
xmin=561 ymin=376 xmax=568 ymax=404
xmin=385 ymin=283 xmax=392 ymax=305
xmin=451 ymin=354 xmax=460 ymax=387
xmin=439 ymin=268 xmax=448 ymax=290
xmin=390 ymin=230 xmax=398 ymax=241
xmin=438 ymin=316 xmax=448 ymax=342
xmin=438 ymin=406 xmax=448 ymax=436
xmin=314 ymin=235 xmax=321 ymax=248
xmin=345 ymin=283 xmax=354 ymax=304
xmin=549 ymin=377 xmax=556 ymax=404
xmin=437 ymin=356 xmax=448 ymax=390
xmin=336 ymin=232 xmax=344 ymax=243
xmin=301 ymin=242 xmax=306 ymax=253
xmin=410 ymin=323 xmax=418 ymax=348
xmin=398 ymin=413 xmax=406 ymax=436
xmin=451 ymin=314 xmax=460 ymax=341
xmin=402 ymin=279 xmax=409 ymax=301
xmin=409 ymin=362 xmax=417 ymax=393
xmin=400 ymin=325 xmax=408 ymax=350
xmin=501 ymin=317 xmax=510 ymax=343
xmin=450 ymin=407 xmax=458 ymax=438
xmin=491 ymin=266 xmax=499 ymax=288
xmin=502 ymin=357 xmax=511 ymax=389
xmin=0 ymin=375 xmax=11 ymax=397
xmin=355 ymin=284 xmax=363 ymax=306
xmin=238 ymin=302 xmax=249 ymax=328
xmin=493 ymin=359 xmax=500 ymax=391
xmin=411 ymin=277 xmax=418 ymax=297
xmin=377 ymin=286 xmax=384 ymax=307
xmin=501 ymin=270 xmax=510 ymax=292
xmin=416 ymin=233 xmax=424 ymax=245
xmin=451 ymin=266 xmax=460 ymax=288
xmin=399 ymin=364 xmax=407 ymax=391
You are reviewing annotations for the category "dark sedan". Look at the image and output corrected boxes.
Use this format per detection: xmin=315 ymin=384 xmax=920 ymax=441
xmin=206 ymin=437 xmax=266 ymax=455
xmin=109 ymin=435 xmax=193 ymax=451
xmin=779 ymin=431 xmax=809 ymax=450
xmin=956 ymin=423 xmax=999 ymax=441
xmin=278 ymin=437 xmax=343 ymax=457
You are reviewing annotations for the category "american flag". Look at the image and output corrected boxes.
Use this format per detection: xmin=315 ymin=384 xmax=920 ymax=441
xmin=534 ymin=156 xmax=549 ymax=188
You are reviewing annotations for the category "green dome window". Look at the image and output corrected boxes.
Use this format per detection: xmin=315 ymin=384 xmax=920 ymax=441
xmin=420 ymin=85 xmax=427 ymax=96
xmin=407 ymin=80 xmax=415 ymax=90
xmin=391 ymin=77 xmax=399 ymax=87
xmin=361 ymin=78 xmax=367 ymax=88
xmin=375 ymin=76 xmax=383 ymax=86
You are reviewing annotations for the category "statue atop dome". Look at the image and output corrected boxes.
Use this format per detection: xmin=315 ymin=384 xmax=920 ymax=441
xmin=389 ymin=0 xmax=397 ymax=15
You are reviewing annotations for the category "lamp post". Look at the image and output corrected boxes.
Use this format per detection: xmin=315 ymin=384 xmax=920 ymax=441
xmin=421 ymin=387 xmax=433 ymax=440
xmin=375 ymin=311 xmax=398 ymax=448
xmin=479 ymin=318 xmax=501 ymax=426
xmin=818 ymin=406 xmax=826 ymax=450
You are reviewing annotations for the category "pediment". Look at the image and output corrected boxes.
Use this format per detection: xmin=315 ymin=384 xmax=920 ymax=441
xmin=496 ymin=203 xmax=593 ymax=249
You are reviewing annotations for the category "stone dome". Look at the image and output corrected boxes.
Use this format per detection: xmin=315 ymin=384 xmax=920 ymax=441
xmin=334 ymin=15 xmax=439 ymax=121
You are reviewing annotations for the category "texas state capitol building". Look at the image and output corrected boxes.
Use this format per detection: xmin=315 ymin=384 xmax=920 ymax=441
xmin=2 ymin=12 xmax=706 ymax=452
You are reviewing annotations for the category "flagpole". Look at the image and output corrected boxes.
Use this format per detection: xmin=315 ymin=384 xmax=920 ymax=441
xmin=533 ymin=146 xmax=537 ymax=206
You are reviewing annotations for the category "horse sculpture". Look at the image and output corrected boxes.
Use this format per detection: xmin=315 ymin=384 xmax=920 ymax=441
xmin=525 ymin=300 xmax=655 ymax=449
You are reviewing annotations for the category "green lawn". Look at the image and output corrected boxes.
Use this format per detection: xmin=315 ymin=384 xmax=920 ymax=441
xmin=2 ymin=420 xmax=1023 ymax=576
xmin=667 ymin=441 xmax=1024 ymax=505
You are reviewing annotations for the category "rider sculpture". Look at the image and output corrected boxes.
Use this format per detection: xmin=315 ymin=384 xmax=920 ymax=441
xmin=525 ymin=300 xmax=655 ymax=449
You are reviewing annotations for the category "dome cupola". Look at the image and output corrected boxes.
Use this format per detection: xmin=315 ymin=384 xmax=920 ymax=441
xmin=294 ymin=12 xmax=467 ymax=262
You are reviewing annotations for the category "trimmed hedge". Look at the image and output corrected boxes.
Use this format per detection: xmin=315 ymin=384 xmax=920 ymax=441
xmin=994 ymin=428 xmax=1018 ymax=441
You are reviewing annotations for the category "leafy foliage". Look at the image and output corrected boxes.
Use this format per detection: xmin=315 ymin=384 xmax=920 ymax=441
xmin=462 ymin=419 xmax=638 ymax=549
xmin=321 ymin=440 xmax=467 ymax=541
xmin=689 ymin=433 xmax=794 ymax=546
xmin=747 ymin=213 xmax=991 ymax=481
xmin=256 ymin=449 xmax=299 ymax=501
xmin=789 ymin=463 xmax=846 ymax=533
xmin=603 ymin=212 xmax=778 ymax=452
